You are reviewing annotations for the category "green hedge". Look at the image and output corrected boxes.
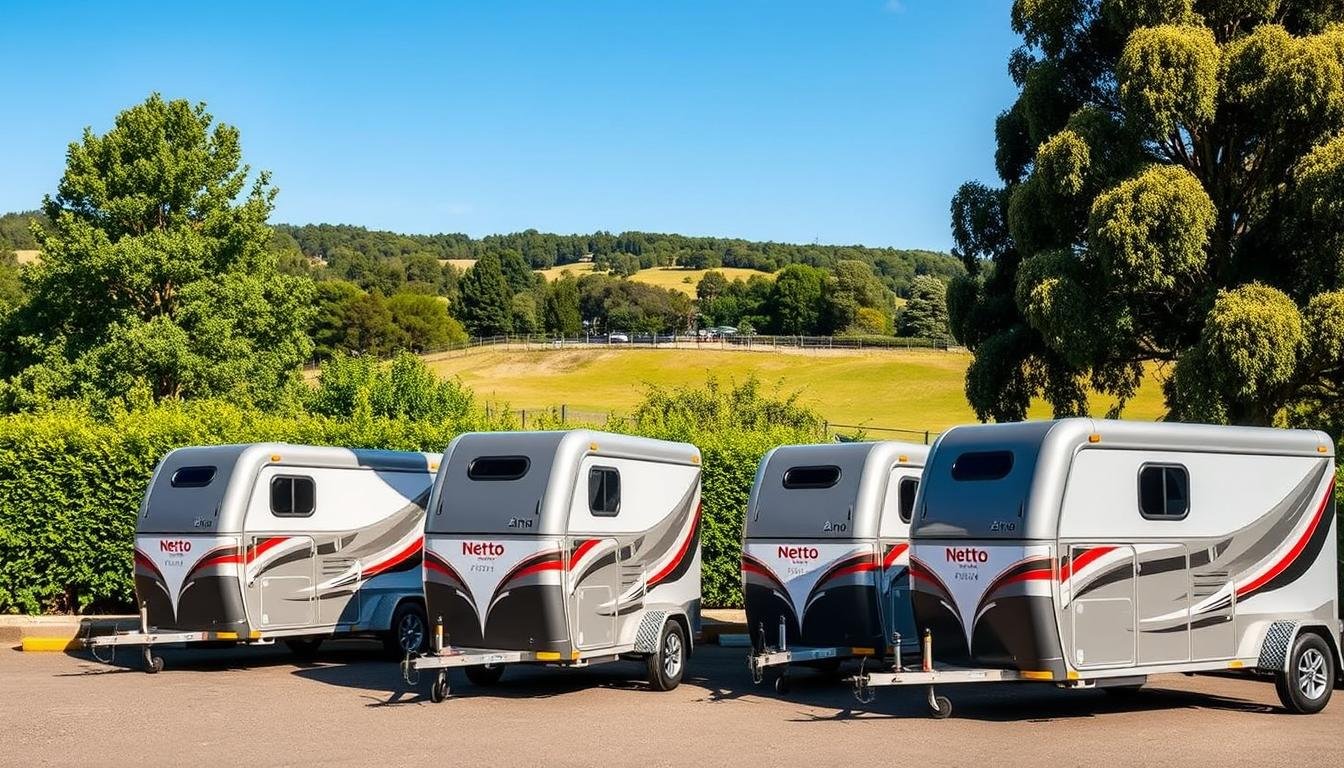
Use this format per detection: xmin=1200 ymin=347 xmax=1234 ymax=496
xmin=0 ymin=394 xmax=815 ymax=613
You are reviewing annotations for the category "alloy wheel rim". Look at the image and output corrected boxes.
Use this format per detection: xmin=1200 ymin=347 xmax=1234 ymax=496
xmin=663 ymin=633 xmax=682 ymax=678
xmin=400 ymin=614 xmax=425 ymax=651
xmin=1297 ymin=648 xmax=1328 ymax=700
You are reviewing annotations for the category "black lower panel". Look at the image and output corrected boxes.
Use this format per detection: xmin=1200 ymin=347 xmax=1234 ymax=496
xmin=138 ymin=575 xmax=247 ymax=632
xmin=911 ymin=591 xmax=971 ymax=663
xmin=483 ymin=585 xmax=569 ymax=653
xmin=971 ymin=597 xmax=1065 ymax=674
xmin=426 ymin=583 xmax=483 ymax=647
xmin=136 ymin=575 xmax=176 ymax=631
xmin=744 ymin=584 xmax=800 ymax=650
xmin=800 ymin=585 xmax=885 ymax=650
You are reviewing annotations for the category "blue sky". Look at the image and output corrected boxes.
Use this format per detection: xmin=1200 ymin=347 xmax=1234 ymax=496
xmin=0 ymin=1 xmax=1019 ymax=251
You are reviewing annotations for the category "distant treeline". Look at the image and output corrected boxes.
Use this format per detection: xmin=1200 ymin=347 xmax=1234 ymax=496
xmin=274 ymin=223 xmax=961 ymax=297
xmin=0 ymin=210 xmax=48 ymax=251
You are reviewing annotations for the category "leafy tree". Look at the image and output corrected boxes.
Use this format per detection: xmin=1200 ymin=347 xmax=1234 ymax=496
xmin=457 ymin=253 xmax=514 ymax=336
xmin=0 ymin=95 xmax=313 ymax=409
xmin=0 ymin=211 xmax=47 ymax=251
xmin=387 ymin=291 xmax=466 ymax=352
xmin=0 ymin=249 xmax=21 ymax=310
xmin=342 ymin=290 xmax=408 ymax=356
xmin=510 ymin=292 xmax=541 ymax=335
xmin=697 ymin=270 xmax=729 ymax=303
xmin=498 ymin=250 xmax=536 ymax=294
xmin=769 ymin=264 xmax=828 ymax=334
xmin=543 ymin=274 xmax=583 ymax=335
xmin=828 ymin=260 xmax=895 ymax=334
xmin=949 ymin=2 xmax=1344 ymax=426
xmin=310 ymin=279 xmax=365 ymax=359
xmin=899 ymin=275 xmax=951 ymax=340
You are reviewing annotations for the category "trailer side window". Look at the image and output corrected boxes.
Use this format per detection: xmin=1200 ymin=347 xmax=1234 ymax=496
xmin=467 ymin=456 xmax=530 ymax=481
xmin=1138 ymin=464 xmax=1189 ymax=520
xmin=588 ymin=467 xmax=620 ymax=516
xmin=170 ymin=466 xmax=216 ymax=488
xmin=951 ymin=451 xmax=1014 ymax=481
xmin=897 ymin=477 xmax=919 ymax=524
xmin=782 ymin=465 xmax=841 ymax=489
xmin=271 ymin=475 xmax=316 ymax=517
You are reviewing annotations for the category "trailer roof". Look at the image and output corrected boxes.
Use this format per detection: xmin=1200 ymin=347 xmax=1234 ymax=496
xmin=913 ymin=418 xmax=1334 ymax=541
xmin=746 ymin=441 xmax=929 ymax=539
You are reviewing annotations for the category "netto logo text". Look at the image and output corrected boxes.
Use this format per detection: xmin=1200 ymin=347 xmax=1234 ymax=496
xmin=945 ymin=547 xmax=988 ymax=563
xmin=778 ymin=545 xmax=819 ymax=561
xmin=160 ymin=540 xmax=192 ymax=553
xmin=463 ymin=541 xmax=505 ymax=557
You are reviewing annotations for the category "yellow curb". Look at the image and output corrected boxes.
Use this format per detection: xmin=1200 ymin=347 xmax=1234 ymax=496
xmin=21 ymin=637 xmax=83 ymax=652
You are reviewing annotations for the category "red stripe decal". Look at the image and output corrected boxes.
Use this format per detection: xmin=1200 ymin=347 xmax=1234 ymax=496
xmin=1237 ymin=480 xmax=1335 ymax=599
xmin=1059 ymin=545 xmax=1117 ymax=583
xmin=995 ymin=569 xmax=1053 ymax=589
xmin=569 ymin=538 xmax=600 ymax=570
xmin=882 ymin=543 xmax=909 ymax=568
xmin=829 ymin=561 xmax=879 ymax=580
xmin=246 ymin=536 xmax=291 ymax=560
xmin=648 ymin=502 xmax=701 ymax=587
xmin=511 ymin=559 xmax=563 ymax=580
xmin=363 ymin=538 xmax=424 ymax=579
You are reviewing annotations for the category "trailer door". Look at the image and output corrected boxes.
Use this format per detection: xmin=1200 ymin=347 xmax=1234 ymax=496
xmin=245 ymin=474 xmax=318 ymax=628
xmin=572 ymin=537 xmax=619 ymax=650
xmin=1067 ymin=544 xmax=1136 ymax=669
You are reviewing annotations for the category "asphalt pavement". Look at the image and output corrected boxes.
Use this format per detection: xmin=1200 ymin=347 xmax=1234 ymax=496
xmin=2 ymin=641 xmax=1341 ymax=767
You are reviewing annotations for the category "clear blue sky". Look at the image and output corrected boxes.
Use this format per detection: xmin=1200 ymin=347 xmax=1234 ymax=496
xmin=0 ymin=1 xmax=1019 ymax=251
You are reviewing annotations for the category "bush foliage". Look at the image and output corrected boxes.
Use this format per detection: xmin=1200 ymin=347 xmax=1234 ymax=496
xmin=0 ymin=373 xmax=822 ymax=613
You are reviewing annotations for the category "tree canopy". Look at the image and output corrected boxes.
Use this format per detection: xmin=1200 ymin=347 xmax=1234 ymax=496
xmin=0 ymin=94 xmax=314 ymax=409
xmin=950 ymin=0 xmax=1344 ymax=428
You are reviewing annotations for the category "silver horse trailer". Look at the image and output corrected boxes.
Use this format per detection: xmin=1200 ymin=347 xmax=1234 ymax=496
xmin=88 ymin=444 xmax=438 ymax=671
xmin=742 ymin=441 xmax=928 ymax=691
xmin=854 ymin=418 xmax=1339 ymax=717
xmin=407 ymin=430 xmax=702 ymax=702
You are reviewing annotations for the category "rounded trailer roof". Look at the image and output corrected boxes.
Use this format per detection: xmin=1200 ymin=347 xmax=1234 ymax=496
xmin=917 ymin=418 xmax=1334 ymax=541
xmin=746 ymin=440 xmax=930 ymax=539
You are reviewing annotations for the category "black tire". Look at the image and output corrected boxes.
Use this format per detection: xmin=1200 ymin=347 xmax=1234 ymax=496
xmin=285 ymin=637 xmax=324 ymax=660
xmin=774 ymin=672 xmax=791 ymax=694
xmin=385 ymin=601 xmax=429 ymax=657
xmin=930 ymin=694 xmax=952 ymax=719
xmin=1276 ymin=632 xmax=1335 ymax=714
xmin=465 ymin=663 xmax=506 ymax=687
xmin=647 ymin=620 xmax=686 ymax=692
xmin=428 ymin=672 xmax=450 ymax=703
xmin=143 ymin=652 xmax=163 ymax=674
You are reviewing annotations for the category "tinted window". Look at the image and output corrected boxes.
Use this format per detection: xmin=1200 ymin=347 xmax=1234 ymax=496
xmin=1139 ymin=464 xmax=1189 ymax=520
xmin=467 ymin=456 xmax=530 ymax=481
xmin=271 ymin=476 xmax=316 ymax=517
xmin=898 ymin=477 xmax=919 ymax=524
xmin=951 ymin=451 xmax=1014 ymax=481
xmin=170 ymin=466 xmax=216 ymax=488
xmin=782 ymin=465 xmax=841 ymax=489
xmin=588 ymin=467 xmax=621 ymax=516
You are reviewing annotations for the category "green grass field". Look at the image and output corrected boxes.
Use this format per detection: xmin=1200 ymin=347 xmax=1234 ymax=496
xmin=425 ymin=346 xmax=1168 ymax=431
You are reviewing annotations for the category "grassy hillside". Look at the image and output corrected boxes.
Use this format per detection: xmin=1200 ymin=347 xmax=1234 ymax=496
xmin=425 ymin=346 xmax=1168 ymax=432
xmin=532 ymin=264 xmax=772 ymax=296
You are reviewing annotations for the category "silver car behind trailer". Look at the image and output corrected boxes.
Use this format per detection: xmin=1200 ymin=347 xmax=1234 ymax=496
xmin=853 ymin=418 xmax=1340 ymax=718
xmin=742 ymin=441 xmax=929 ymax=692
xmin=406 ymin=430 xmax=702 ymax=702
xmin=88 ymin=443 xmax=438 ymax=672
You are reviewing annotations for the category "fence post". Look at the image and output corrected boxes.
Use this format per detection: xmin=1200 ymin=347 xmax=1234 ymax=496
xmin=521 ymin=410 xmax=527 ymax=430
xmin=823 ymin=420 xmax=829 ymax=438
xmin=561 ymin=404 xmax=567 ymax=423
xmin=924 ymin=430 xmax=930 ymax=445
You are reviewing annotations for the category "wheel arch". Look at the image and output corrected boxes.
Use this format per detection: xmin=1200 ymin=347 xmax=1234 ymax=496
xmin=1258 ymin=620 xmax=1342 ymax=674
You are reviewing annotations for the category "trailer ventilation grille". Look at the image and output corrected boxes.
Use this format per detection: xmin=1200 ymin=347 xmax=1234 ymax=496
xmin=1257 ymin=620 xmax=1297 ymax=671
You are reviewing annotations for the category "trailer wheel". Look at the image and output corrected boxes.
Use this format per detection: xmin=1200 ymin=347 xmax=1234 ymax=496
xmin=929 ymin=695 xmax=952 ymax=719
xmin=143 ymin=648 xmax=163 ymax=674
xmin=647 ymin=620 xmax=686 ymax=691
xmin=1276 ymin=632 xmax=1335 ymax=714
xmin=284 ymin=638 xmax=323 ymax=660
xmin=465 ymin=663 xmax=505 ymax=687
xmin=428 ymin=671 xmax=450 ymax=703
xmin=385 ymin=601 xmax=429 ymax=657
xmin=773 ymin=671 xmax=791 ymax=694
